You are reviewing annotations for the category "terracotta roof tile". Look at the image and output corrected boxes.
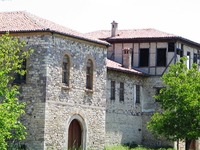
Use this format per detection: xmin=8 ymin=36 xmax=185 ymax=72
xmin=0 ymin=11 xmax=109 ymax=46
xmin=86 ymin=28 xmax=200 ymax=47
xmin=86 ymin=28 xmax=177 ymax=40
xmin=106 ymin=59 xmax=146 ymax=76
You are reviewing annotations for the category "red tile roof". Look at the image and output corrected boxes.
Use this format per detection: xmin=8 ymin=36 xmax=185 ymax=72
xmin=0 ymin=11 xmax=109 ymax=46
xmin=86 ymin=28 xmax=177 ymax=40
xmin=87 ymin=28 xmax=200 ymax=47
xmin=106 ymin=59 xmax=146 ymax=76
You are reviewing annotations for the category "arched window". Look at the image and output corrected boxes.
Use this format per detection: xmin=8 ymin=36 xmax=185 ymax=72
xmin=62 ymin=55 xmax=70 ymax=86
xmin=86 ymin=59 xmax=93 ymax=90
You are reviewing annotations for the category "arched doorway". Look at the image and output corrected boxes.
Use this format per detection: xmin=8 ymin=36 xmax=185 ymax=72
xmin=68 ymin=119 xmax=82 ymax=149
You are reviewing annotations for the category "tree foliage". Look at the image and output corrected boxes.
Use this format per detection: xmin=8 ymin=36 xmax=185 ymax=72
xmin=0 ymin=33 xmax=32 ymax=149
xmin=147 ymin=57 xmax=200 ymax=150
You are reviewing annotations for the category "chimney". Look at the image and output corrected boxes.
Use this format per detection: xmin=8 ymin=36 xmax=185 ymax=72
xmin=122 ymin=48 xmax=132 ymax=69
xmin=111 ymin=21 xmax=118 ymax=37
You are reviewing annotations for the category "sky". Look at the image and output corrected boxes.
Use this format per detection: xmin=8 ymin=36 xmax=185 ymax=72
xmin=0 ymin=0 xmax=200 ymax=43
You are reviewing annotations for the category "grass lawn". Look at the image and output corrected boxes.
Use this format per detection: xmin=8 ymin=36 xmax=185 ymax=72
xmin=104 ymin=145 xmax=174 ymax=150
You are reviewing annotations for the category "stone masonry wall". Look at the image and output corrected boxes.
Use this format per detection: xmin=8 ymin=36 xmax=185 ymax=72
xmin=15 ymin=33 xmax=107 ymax=150
xmin=106 ymin=71 xmax=173 ymax=148
xmin=141 ymin=77 xmax=173 ymax=148
xmin=44 ymin=34 xmax=107 ymax=150
xmin=18 ymin=34 xmax=50 ymax=150
xmin=106 ymin=70 xmax=144 ymax=146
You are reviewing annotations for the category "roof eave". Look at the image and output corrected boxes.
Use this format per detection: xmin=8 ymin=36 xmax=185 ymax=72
xmin=49 ymin=30 xmax=110 ymax=47
xmin=107 ymin=66 xmax=149 ymax=76
xmin=105 ymin=37 xmax=177 ymax=43
xmin=104 ymin=36 xmax=200 ymax=48
xmin=0 ymin=30 xmax=110 ymax=47
xmin=176 ymin=37 xmax=200 ymax=48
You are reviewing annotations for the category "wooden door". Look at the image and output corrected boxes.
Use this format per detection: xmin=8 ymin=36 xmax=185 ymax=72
xmin=68 ymin=119 xmax=82 ymax=149
xmin=189 ymin=140 xmax=196 ymax=150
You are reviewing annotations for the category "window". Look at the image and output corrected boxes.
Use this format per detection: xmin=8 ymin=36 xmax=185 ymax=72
xmin=139 ymin=48 xmax=149 ymax=67
xmin=168 ymin=42 xmax=175 ymax=52
xmin=110 ymin=81 xmax=115 ymax=100
xmin=62 ymin=55 xmax=70 ymax=86
xmin=194 ymin=53 xmax=198 ymax=64
xmin=181 ymin=44 xmax=184 ymax=51
xmin=176 ymin=49 xmax=183 ymax=57
xmin=86 ymin=59 xmax=93 ymax=90
xmin=157 ymin=48 xmax=166 ymax=66
xmin=13 ymin=59 xmax=26 ymax=84
xmin=135 ymin=85 xmax=140 ymax=103
xmin=187 ymin=52 xmax=191 ymax=69
xmin=119 ymin=82 xmax=124 ymax=101
xmin=176 ymin=44 xmax=184 ymax=57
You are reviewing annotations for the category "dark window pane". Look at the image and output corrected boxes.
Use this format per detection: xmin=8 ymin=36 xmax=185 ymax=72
xmin=136 ymin=85 xmax=140 ymax=103
xmin=177 ymin=49 xmax=183 ymax=57
xmin=13 ymin=59 xmax=26 ymax=84
xmin=168 ymin=42 xmax=175 ymax=52
xmin=62 ymin=55 xmax=70 ymax=86
xmin=63 ymin=62 xmax=67 ymax=70
xmin=63 ymin=72 xmax=68 ymax=85
xmin=110 ymin=81 xmax=115 ymax=100
xmin=139 ymin=48 xmax=149 ymax=67
xmin=180 ymin=50 xmax=183 ymax=57
xmin=194 ymin=53 xmax=198 ymax=64
xmin=119 ymin=82 xmax=124 ymax=101
xmin=86 ymin=59 xmax=93 ymax=90
xmin=157 ymin=48 xmax=166 ymax=66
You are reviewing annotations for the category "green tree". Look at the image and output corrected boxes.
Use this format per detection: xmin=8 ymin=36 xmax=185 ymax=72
xmin=0 ymin=33 xmax=32 ymax=149
xmin=147 ymin=57 xmax=200 ymax=150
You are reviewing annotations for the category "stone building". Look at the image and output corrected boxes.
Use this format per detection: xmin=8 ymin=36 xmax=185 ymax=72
xmin=0 ymin=11 xmax=200 ymax=150
xmin=87 ymin=21 xmax=200 ymax=149
xmin=0 ymin=11 xmax=109 ymax=150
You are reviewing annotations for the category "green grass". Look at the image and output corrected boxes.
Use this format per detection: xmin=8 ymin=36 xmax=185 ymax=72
xmin=104 ymin=145 xmax=174 ymax=150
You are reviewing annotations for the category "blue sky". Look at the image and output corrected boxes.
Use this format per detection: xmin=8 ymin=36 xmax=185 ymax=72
xmin=1 ymin=0 xmax=200 ymax=43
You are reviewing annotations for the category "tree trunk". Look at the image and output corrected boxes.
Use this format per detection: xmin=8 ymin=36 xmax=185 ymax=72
xmin=185 ymin=138 xmax=192 ymax=150
xmin=177 ymin=139 xmax=179 ymax=150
